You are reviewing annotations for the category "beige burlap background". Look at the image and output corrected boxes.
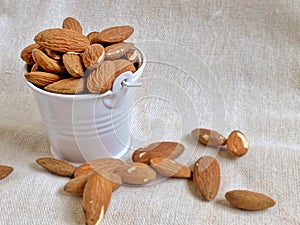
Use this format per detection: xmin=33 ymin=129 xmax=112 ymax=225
xmin=0 ymin=0 xmax=299 ymax=224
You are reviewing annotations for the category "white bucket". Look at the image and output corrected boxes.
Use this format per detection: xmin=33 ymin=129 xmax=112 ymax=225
xmin=24 ymin=46 xmax=146 ymax=163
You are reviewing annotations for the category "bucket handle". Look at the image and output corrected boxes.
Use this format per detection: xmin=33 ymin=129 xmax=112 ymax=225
xmin=102 ymin=72 xmax=143 ymax=108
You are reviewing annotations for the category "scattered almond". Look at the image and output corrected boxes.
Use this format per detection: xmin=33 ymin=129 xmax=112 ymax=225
xmin=191 ymin=128 xmax=227 ymax=146
xmin=226 ymin=130 xmax=248 ymax=157
xmin=44 ymin=78 xmax=84 ymax=94
xmin=105 ymin=42 xmax=134 ymax=60
xmin=36 ymin=157 xmax=75 ymax=177
xmin=132 ymin=142 xmax=185 ymax=164
xmin=20 ymin=43 xmax=43 ymax=65
xmin=225 ymin=190 xmax=275 ymax=211
xmin=74 ymin=158 xmax=124 ymax=177
xmin=82 ymin=173 xmax=112 ymax=225
xmin=0 ymin=165 xmax=14 ymax=180
xmin=115 ymin=162 xmax=156 ymax=185
xmin=62 ymin=53 xmax=84 ymax=77
xmin=193 ymin=156 xmax=220 ymax=201
xmin=62 ymin=17 xmax=83 ymax=34
xmin=150 ymin=157 xmax=191 ymax=178
xmin=32 ymin=49 xmax=65 ymax=74
xmin=97 ymin=25 xmax=134 ymax=44
xmin=81 ymin=44 xmax=105 ymax=70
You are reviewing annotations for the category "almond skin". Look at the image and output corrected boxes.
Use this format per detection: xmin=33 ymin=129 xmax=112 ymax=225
xmin=74 ymin=158 xmax=125 ymax=178
xmin=34 ymin=28 xmax=90 ymax=52
xmin=226 ymin=130 xmax=248 ymax=157
xmin=192 ymin=128 xmax=227 ymax=147
xmin=64 ymin=171 xmax=122 ymax=196
xmin=225 ymin=190 xmax=276 ymax=211
xmin=150 ymin=157 xmax=191 ymax=178
xmin=132 ymin=142 xmax=185 ymax=164
xmin=193 ymin=156 xmax=220 ymax=201
xmin=62 ymin=17 xmax=83 ymax=34
xmin=44 ymin=78 xmax=85 ymax=94
xmin=82 ymin=173 xmax=112 ymax=225
xmin=97 ymin=25 xmax=134 ymax=44
xmin=62 ymin=53 xmax=84 ymax=77
xmin=104 ymin=42 xmax=134 ymax=60
xmin=115 ymin=162 xmax=156 ymax=185
xmin=24 ymin=71 xmax=61 ymax=87
xmin=0 ymin=165 xmax=14 ymax=179
xmin=82 ymin=44 xmax=105 ymax=70
xmin=32 ymin=49 xmax=65 ymax=74
xmin=86 ymin=31 xmax=102 ymax=44
xmin=45 ymin=48 xmax=61 ymax=60
xmin=20 ymin=43 xmax=43 ymax=65
xmin=113 ymin=59 xmax=136 ymax=77
xmin=124 ymin=48 xmax=139 ymax=63
xmin=36 ymin=157 xmax=75 ymax=177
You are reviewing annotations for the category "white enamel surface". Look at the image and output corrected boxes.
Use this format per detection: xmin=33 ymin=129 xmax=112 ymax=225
xmin=24 ymin=47 xmax=146 ymax=163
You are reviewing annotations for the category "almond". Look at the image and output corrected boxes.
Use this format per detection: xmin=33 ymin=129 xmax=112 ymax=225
xmin=193 ymin=156 xmax=220 ymax=201
xmin=24 ymin=71 xmax=61 ymax=87
xmin=20 ymin=43 xmax=43 ymax=65
xmin=82 ymin=173 xmax=112 ymax=225
xmin=150 ymin=157 xmax=191 ymax=178
xmin=191 ymin=128 xmax=227 ymax=147
xmin=97 ymin=25 xmax=134 ymax=44
xmin=31 ymin=63 xmax=39 ymax=72
xmin=36 ymin=157 xmax=75 ymax=177
xmin=124 ymin=48 xmax=139 ymax=63
xmin=115 ymin=162 xmax=156 ymax=185
xmin=104 ymin=42 xmax=134 ymax=60
xmin=64 ymin=171 xmax=122 ymax=196
xmin=62 ymin=17 xmax=83 ymax=34
xmin=113 ymin=59 xmax=136 ymax=77
xmin=86 ymin=31 xmax=102 ymax=44
xmin=34 ymin=28 xmax=90 ymax=52
xmin=226 ymin=130 xmax=248 ymax=157
xmin=44 ymin=78 xmax=84 ymax=94
xmin=225 ymin=190 xmax=276 ymax=211
xmin=62 ymin=53 xmax=84 ymax=77
xmin=32 ymin=49 xmax=65 ymax=74
xmin=45 ymin=48 xmax=61 ymax=60
xmin=0 ymin=165 xmax=14 ymax=180
xmin=86 ymin=60 xmax=116 ymax=94
xmin=82 ymin=44 xmax=105 ymax=70
xmin=74 ymin=158 xmax=125 ymax=178
xmin=132 ymin=142 xmax=185 ymax=164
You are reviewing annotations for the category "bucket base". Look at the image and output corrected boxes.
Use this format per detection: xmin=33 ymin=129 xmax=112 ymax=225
xmin=50 ymin=138 xmax=131 ymax=165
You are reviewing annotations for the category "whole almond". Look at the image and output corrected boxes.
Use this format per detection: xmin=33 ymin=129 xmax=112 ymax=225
xmin=225 ymin=190 xmax=275 ymax=211
xmin=104 ymin=42 xmax=134 ymax=60
xmin=62 ymin=53 xmax=84 ymax=77
xmin=113 ymin=59 xmax=136 ymax=77
xmin=86 ymin=31 xmax=102 ymax=44
xmin=34 ymin=28 xmax=90 ymax=52
xmin=24 ymin=71 xmax=60 ymax=87
xmin=124 ymin=48 xmax=139 ymax=63
xmin=44 ymin=78 xmax=84 ymax=94
xmin=115 ymin=162 xmax=156 ymax=185
xmin=193 ymin=156 xmax=220 ymax=201
xmin=82 ymin=173 xmax=112 ymax=225
xmin=86 ymin=60 xmax=116 ymax=94
xmin=62 ymin=17 xmax=83 ymax=34
xmin=97 ymin=25 xmax=134 ymax=44
xmin=0 ymin=165 xmax=14 ymax=179
xmin=191 ymin=128 xmax=227 ymax=147
xmin=31 ymin=63 xmax=39 ymax=72
xmin=20 ymin=43 xmax=43 ymax=65
xmin=45 ymin=48 xmax=61 ymax=60
xmin=132 ymin=142 xmax=185 ymax=164
xmin=150 ymin=157 xmax=191 ymax=178
xmin=36 ymin=157 xmax=75 ymax=177
xmin=74 ymin=158 xmax=124 ymax=178
xmin=226 ymin=130 xmax=248 ymax=157
xmin=64 ymin=171 xmax=122 ymax=196
xmin=82 ymin=44 xmax=105 ymax=70
xmin=32 ymin=49 xmax=65 ymax=74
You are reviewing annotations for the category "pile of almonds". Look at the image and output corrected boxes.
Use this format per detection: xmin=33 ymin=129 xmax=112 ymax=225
xmin=35 ymin=128 xmax=275 ymax=225
xmin=21 ymin=17 xmax=140 ymax=94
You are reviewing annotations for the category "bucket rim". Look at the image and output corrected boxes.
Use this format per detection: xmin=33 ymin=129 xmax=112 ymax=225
xmin=23 ymin=45 xmax=146 ymax=100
